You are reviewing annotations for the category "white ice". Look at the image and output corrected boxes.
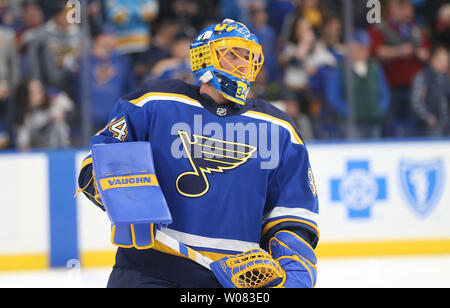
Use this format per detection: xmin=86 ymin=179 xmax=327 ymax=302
xmin=0 ymin=255 xmax=449 ymax=288
xmin=317 ymin=255 xmax=450 ymax=288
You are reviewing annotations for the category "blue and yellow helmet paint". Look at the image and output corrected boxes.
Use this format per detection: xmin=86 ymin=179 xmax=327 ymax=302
xmin=190 ymin=19 xmax=264 ymax=105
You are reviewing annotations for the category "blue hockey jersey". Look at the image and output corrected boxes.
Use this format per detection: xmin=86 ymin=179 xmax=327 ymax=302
xmin=78 ymin=79 xmax=319 ymax=285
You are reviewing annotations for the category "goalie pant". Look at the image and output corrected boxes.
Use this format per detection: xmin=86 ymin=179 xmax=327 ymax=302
xmin=78 ymin=79 xmax=319 ymax=287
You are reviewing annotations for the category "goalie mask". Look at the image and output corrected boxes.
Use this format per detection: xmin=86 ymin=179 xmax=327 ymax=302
xmin=190 ymin=19 xmax=264 ymax=105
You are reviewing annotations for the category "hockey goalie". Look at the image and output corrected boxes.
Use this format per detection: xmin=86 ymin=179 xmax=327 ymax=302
xmin=77 ymin=19 xmax=319 ymax=288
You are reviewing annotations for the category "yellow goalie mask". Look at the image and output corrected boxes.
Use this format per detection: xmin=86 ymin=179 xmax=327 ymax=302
xmin=190 ymin=19 xmax=265 ymax=105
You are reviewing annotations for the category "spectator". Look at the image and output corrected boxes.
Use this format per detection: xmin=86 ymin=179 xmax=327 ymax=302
xmin=218 ymin=0 xmax=267 ymax=26
xmin=410 ymin=0 xmax=426 ymax=26
xmin=4 ymin=0 xmax=448 ymax=146
xmin=353 ymin=0 xmax=376 ymax=29
xmin=219 ymin=0 xmax=241 ymax=22
xmin=84 ymin=26 xmax=137 ymax=134
xmin=14 ymin=79 xmax=74 ymax=150
xmin=247 ymin=2 xmax=282 ymax=83
xmin=318 ymin=15 xmax=346 ymax=61
xmin=279 ymin=17 xmax=336 ymax=117
xmin=281 ymin=0 xmax=324 ymax=39
xmin=432 ymin=4 xmax=450 ymax=49
xmin=266 ymin=0 xmax=298 ymax=37
xmin=5 ymin=0 xmax=26 ymax=26
xmin=0 ymin=25 xmax=20 ymax=146
xmin=309 ymin=14 xmax=346 ymax=103
xmin=283 ymin=92 xmax=315 ymax=141
xmin=26 ymin=2 xmax=83 ymax=99
xmin=298 ymin=0 xmax=323 ymax=31
xmin=142 ymin=19 xmax=182 ymax=76
xmin=0 ymin=120 xmax=8 ymax=149
xmin=0 ymin=0 xmax=14 ymax=28
xmin=410 ymin=45 xmax=449 ymax=137
xmin=326 ymin=30 xmax=390 ymax=139
xmin=310 ymin=15 xmax=345 ymax=139
xmin=16 ymin=1 xmax=45 ymax=55
xmin=103 ymin=0 xmax=159 ymax=81
xmin=158 ymin=0 xmax=218 ymax=31
xmin=369 ymin=0 xmax=429 ymax=137
xmin=146 ymin=30 xmax=194 ymax=83
xmin=168 ymin=0 xmax=218 ymax=30
xmin=103 ymin=0 xmax=158 ymax=55
xmin=36 ymin=0 xmax=63 ymax=21
xmin=87 ymin=0 xmax=105 ymax=38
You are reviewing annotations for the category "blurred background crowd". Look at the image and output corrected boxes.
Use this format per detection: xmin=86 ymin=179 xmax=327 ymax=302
xmin=0 ymin=0 xmax=449 ymax=151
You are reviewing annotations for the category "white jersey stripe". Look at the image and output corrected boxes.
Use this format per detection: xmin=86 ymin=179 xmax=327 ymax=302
xmin=262 ymin=206 xmax=318 ymax=224
xmin=160 ymin=227 xmax=260 ymax=253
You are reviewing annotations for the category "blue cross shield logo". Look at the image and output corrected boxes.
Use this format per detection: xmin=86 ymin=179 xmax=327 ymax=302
xmin=399 ymin=159 xmax=444 ymax=218
xmin=331 ymin=161 xmax=387 ymax=219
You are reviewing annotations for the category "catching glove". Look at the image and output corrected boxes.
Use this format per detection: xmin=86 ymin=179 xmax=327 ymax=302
xmin=210 ymin=248 xmax=286 ymax=288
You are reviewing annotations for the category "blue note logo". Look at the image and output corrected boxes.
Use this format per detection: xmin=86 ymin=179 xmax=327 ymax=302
xmin=176 ymin=131 xmax=257 ymax=197
xmin=399 ymin=159 xmax=444 ymax=218
xmin=331 ymin=160 xmax=387 ymax=219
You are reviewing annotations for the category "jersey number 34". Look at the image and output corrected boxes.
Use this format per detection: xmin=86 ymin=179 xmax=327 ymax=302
xmin=108 ymin=117 xmax=128 ymax=141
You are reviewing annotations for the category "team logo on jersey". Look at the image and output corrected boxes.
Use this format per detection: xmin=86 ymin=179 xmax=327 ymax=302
xmin=176 ymin=131 xmax=257 ymax=197
xmin=400 ymin=159 xmax=444 ymax=218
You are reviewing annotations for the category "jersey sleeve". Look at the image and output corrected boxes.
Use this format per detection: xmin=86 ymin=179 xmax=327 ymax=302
xmin=261 ymin=135 xmax=319 ymax=249
xmin=89 ymin=97 xmax=149 ymax=146
xmin=77 ymin=153 xmax=104 ymax=211
xmin=77 ymin=94 xmax=150 ymax=210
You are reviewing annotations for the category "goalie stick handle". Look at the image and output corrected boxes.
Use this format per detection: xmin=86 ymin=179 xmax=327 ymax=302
xmin=155 ymin=230 xmax=213 ymax=270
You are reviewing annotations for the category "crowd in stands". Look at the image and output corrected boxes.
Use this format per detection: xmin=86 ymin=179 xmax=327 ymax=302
xmin=0 ymin=0 xmax=448 ymax=150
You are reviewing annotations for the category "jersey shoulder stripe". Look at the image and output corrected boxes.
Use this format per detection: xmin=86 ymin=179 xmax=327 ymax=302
xmin=244 ymin=99 xmax=304 ymax=145
xmin=129 ymin=92 xmax=203 ymax=108
xmin=122 ymin=79 xmax=194 ymax=102
xmin=123 ymin=79 xmax=203 ymax=109
xmin=121 ymin=79 xmax=304 ymax=145
xmin=243 ymin=110 xmax=303 ymax=145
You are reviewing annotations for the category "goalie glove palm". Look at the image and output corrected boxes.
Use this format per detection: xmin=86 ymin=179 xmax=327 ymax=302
xmin=269 ymin=231 xmax=317 ymax=288
xmin=210 ymin=249 xmax=286 ymax=288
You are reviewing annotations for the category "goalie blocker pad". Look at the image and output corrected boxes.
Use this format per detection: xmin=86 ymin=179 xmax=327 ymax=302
xmin=91 ymin=142 xmax=172 ymax=249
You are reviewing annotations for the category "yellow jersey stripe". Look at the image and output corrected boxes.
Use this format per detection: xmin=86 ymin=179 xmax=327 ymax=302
xmin=242 ymin=111 xmax=304 ymax=145
xmin=80 ymin=156 xmax=92 ymax=170
xmin=262 ymin=218 xmax=320 ymax=239
xmin=129 ymin=93 xmax=303 ymax=145
xmin=129 ymin=92 xmax=203 ymax=108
